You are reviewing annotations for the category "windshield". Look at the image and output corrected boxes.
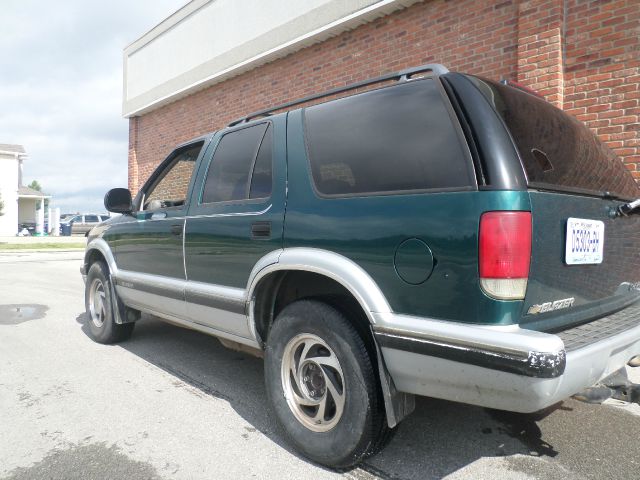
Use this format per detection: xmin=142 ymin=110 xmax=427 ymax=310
xmin=466 ymin=75 xmax=640 ymax=201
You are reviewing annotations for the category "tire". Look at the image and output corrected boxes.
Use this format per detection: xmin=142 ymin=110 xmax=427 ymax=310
xmin=264 ymin=299 xmax=388 ymax=468
xmin=85 ymin=261 xmax=134 ymax=344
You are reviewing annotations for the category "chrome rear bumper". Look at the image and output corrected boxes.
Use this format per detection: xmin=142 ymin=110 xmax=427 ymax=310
xmin=374 ymin=308 xmax=640 ymax=413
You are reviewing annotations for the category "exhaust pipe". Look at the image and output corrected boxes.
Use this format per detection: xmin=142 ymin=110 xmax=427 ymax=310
xmin=574 ymin=367 xmax=640 ymax=405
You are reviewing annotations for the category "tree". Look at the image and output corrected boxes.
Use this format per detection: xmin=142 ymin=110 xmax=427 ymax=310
xmin=28 ymin=180 xmax=49 ymax=210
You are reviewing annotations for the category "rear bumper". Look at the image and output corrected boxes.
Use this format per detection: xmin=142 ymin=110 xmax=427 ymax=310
xmin=374 ymin=308 xmax=640 ymax=413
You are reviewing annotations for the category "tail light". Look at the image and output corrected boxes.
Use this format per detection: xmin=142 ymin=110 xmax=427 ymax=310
xmin=479 ymin=211 xmax=532 ymax=300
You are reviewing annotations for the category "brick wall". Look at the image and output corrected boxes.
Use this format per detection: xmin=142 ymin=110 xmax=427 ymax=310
xmin=564 ymin=0 xmax=640 ymax=180
xmin=128 ymin=0 xmax=640 ymax=192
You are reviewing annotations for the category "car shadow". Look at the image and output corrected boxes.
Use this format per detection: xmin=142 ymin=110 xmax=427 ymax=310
xmin=75 ymin=312 xmax=559 ymax=479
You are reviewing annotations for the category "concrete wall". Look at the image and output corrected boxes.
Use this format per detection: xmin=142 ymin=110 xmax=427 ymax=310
xmin=123 ymin=0 xmax=420 ymax=117
xmin=0 ymin=154 xmax=19 ymax=236
xmin=126 ymin=0 xmax=640 ymax=194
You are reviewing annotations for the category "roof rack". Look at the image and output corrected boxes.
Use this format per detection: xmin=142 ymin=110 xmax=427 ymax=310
xmin=228 ymin=63 xmax=449 ymax=127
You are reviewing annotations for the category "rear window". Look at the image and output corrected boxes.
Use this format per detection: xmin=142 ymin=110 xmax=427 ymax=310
xmin=467 ymin=75 xmax=640 ymax=200
xmin=304 ymin=79 xmax=473 ymax=196
xmin=201 ymin=123 xmax=269 ymax=204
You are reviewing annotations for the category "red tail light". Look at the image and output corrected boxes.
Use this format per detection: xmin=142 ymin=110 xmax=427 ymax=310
xmin=479 ymin=211 xmax=531 ymax=300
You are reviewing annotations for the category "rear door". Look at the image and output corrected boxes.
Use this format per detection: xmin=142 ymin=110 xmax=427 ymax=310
xmin=183 ymin=116 xmax=286 ymax=337
xmin=467 ymin=76 xmax=640 ymax=331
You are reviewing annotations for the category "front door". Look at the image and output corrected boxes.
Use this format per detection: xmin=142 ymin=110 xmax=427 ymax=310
xmin=111 ymin=141 xmax=207 ymax=319
xmin=184 ymin=117 xmax=286 ymax=338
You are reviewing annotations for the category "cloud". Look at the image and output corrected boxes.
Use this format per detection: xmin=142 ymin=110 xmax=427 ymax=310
xmin=0 ymin=0 xmax=186 ymax=213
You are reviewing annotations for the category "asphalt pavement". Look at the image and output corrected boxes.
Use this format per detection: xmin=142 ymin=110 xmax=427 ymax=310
xmin=1 ymin=250 xmax=639 ymax=479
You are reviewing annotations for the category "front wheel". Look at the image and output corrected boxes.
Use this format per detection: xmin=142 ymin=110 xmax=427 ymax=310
xmin=264 ymin=299 xmax=388 ymax=468
xmin=85 ymin=261 xmax=134 ymax=344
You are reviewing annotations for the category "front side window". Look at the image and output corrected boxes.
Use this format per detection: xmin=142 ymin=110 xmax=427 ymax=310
xmin=84 ymin=215 xmax=99 ymax=223
xmin=144 ymin=142 xmax=202 ymax=210
xmin=201 ymin=123 xmax=271 ymax=204
xmin=304 ymin=79 xmax=473 ymax=196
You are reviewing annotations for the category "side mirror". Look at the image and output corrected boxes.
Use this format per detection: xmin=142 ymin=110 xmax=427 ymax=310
xmin=104 ymin=188 xmax=133 ymax=214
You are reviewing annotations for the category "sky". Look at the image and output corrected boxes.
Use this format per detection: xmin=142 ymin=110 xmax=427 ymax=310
xmin=0 ymin=0 xmax=187 ymax=214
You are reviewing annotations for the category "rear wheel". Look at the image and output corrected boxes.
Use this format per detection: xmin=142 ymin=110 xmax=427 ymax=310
xmin=85 ymin=261 xmax=134 ymax=344
xmin=264 ymin=299 xmax=388 ymax=468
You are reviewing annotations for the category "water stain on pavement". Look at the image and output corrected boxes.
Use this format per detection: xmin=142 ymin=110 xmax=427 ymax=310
xmin=0 ymin=442 xmax=163 ymax=480
xmin=487 ymin=408 xmax=559 ymax=457
xmin=0 ymin=304 xmax=48 ymax=325
xmin=496 ymin=399 xmax=640 ymax=479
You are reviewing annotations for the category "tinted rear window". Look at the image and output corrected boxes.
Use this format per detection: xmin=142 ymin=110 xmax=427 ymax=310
xmin=201 ymin=124 xmax=268 ymax=203
xmin=249 ymin=125 xmax=272 ymax=199
xmin=304 ymin=79 xmax=473 ymax=196
xmin=467 ymin=75 xmax=640 ymax=200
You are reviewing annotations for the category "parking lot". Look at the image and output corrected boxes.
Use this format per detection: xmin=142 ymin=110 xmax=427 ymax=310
xmin=1 ymin=250 xmax=640 ymax=480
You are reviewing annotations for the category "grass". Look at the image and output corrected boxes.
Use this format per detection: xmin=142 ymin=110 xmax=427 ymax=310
xmin=0 ymin=242 xmax=86 ymax=250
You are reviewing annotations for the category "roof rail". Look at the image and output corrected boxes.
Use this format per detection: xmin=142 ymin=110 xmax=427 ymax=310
xmin=228 ymin=63 xmax=449 ymax=127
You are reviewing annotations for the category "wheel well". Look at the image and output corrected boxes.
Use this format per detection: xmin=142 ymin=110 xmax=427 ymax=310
xmin=253 ymin=270 xmax=375 ymax=356
xmin=85 ymin=249 xmax=107 ymax=271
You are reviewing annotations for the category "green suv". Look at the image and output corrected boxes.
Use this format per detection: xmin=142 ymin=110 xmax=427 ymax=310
xmin=82 ymin=64 xmax=640 ymax=467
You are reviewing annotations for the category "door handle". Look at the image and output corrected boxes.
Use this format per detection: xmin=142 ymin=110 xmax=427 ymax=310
xmin=170 ymin=224 xmax=183 ymax=236
xmin=251 ymin=221 xmax=271 ymax=239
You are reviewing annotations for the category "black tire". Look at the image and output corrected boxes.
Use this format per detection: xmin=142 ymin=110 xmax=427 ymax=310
xmin=84 ymin=261 xmax=134 ymax=344
xmin=264 ymin=299 xmax=388 ymax=468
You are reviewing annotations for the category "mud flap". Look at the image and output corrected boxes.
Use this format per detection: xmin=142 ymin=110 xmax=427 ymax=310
xmin=109 ymin=275 xmax=139 ymax=324
xmin=373 ymin=334 xmax=415 ymax=428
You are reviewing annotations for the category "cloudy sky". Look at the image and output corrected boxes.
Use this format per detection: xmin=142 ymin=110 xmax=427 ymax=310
xmin=1 ymin=0 xmax=186 ymax=214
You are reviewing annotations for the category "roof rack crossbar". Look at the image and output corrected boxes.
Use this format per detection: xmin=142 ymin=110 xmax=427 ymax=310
xmin=227 ymin=63 xmax=449 ymax=127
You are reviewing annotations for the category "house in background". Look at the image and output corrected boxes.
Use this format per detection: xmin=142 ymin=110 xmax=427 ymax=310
xmin=0 ymin=143 xmax=51 ymax=236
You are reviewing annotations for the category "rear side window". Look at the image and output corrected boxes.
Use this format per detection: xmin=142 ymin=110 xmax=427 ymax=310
xmin=466 ymin=76 xmax=640 ymax=200
xmin=201 ymin=123 xmax=269 ymax=203
xmin=304 ymin=79 xmax=473 ymax=196
xmin=249 ymin=125 xmax=273 ymax=199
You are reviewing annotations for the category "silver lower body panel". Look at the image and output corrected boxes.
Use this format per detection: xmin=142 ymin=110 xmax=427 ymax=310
xmin=377 ymin=312 xmax=640 ymax=413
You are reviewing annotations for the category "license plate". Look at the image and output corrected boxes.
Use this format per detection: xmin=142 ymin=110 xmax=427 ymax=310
xmin=565 ymin=218 xmax=605 ymax=265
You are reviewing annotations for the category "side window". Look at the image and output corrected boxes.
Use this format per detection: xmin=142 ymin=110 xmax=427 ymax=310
xmin=201 ymin=123 xmax=268 ymax=204
xmin=84 ymin=215 xmax=99 ymax=223
xmin=304 ymin=79 xmax=473 ymax=196
xmin=249 ymin=125 xmax=272 ymax=199
xmin=144 ymin=142 xmax=202 ymax=210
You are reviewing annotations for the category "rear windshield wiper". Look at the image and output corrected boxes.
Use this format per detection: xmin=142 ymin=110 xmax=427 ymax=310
xmin=618 ymin=198 xmax=640 ymax=216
